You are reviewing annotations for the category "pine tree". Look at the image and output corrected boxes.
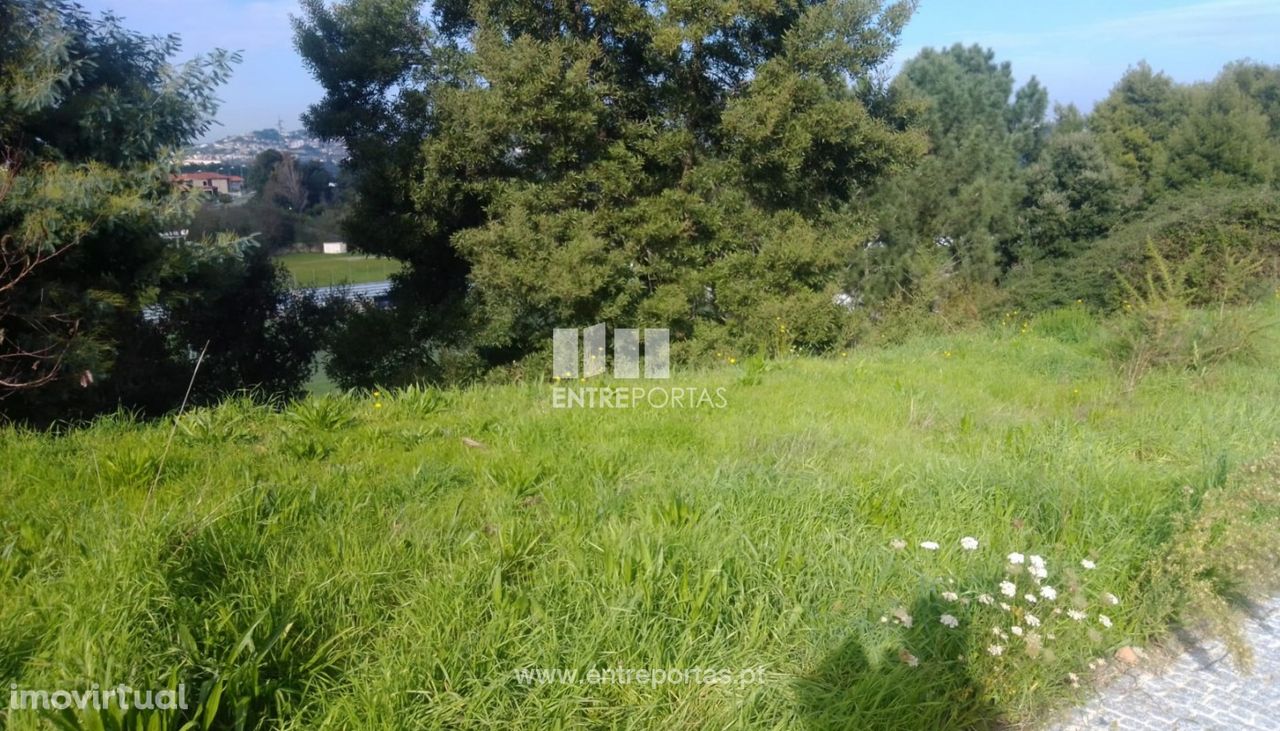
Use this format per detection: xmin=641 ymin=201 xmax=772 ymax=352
xmin=295 ymin=0 xmax=926 ymax=382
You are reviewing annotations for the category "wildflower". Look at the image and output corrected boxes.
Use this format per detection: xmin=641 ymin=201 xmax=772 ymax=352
xmin=1024 ymin=631 xmax=1043 ymax=657
xmin=729 ymin=357 xmax=737 ymax=364
xmin=1025 ymin=614 xmax=1041 ymax=628
xmin=890 ymin=538 xmax=907 ymax=550
xmin=1010 ymin=626 xmax=1024 ymax=637
xmin=1028 ymin=564 xmax=1047 ymax=581
xmin=899 ymin=649 xmax=919 ymax=667
xmin=1098 ymin=615 xmax=1112 ymax=628
xmin=977 ymin=594 xmax=994 ymax=605
xmin=879 ymin=616 xmax=888 ymax=623
xmin=1103 ymin=592 xmax=1119 ymax=605
xmin=999 ymin=602 xmax=1012 ymax=612
xmin=1068 ymin=672 xmax=1079 ymax=688
xmin=1000 ymin=581 xmax=1017 ymax=597
xmin=1029 ymin=555 xmax=1045 ymax=568
xmin=940 ymin=614 xmax=959 ymax=628
xmin=891 ymin=607 xmax=913 ymax=628
xmin=961 ymin=536 xmax=979 ymax=551
xmin=920 ymin=541 xmax=939 ymax=550
xmin=374 ymin=402 xmax=383 ymax=409
xmin=988 ymin=645 xmax=1004 ymax=656
xmin=1081 ymin=559 xmax=1096 ymax=570
xmin=1024 ymin=593 xmax=1038 ymax=604
xmin=1040 ymin=585 xmax=1057 ymax=601
xmin=942 ymin=591 xmax=958 ymax=602
xmin=1008 ymin=552 xmax=1025 ymax=565
xmin=1067 ymin=610 xmax=1087 ymax=621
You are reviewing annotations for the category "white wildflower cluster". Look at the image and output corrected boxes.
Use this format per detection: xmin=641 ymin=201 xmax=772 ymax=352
xmin=879 ymin=537 xmax=1125 ymax=679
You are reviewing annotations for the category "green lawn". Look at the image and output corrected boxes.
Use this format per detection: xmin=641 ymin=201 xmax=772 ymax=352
xmin=276 ymin=251 xmax=402 ymax=287
xmin=2 ymin=303 xmax=1279 ymax=729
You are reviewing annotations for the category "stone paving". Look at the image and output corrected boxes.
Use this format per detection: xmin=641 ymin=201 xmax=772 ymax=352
xmin=1051 ymin=597 xmax=1280 ymax=730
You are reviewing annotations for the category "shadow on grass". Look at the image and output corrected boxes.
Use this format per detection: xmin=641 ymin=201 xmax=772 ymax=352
xmin=795 ymin=595 xmax=1002 ymax=730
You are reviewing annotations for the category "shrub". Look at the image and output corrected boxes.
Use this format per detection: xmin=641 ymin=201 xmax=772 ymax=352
xmin=1003 ymin=185 xmax=1280 ymax=313
xmin=1102 ymin=243 xmax=1273 ymax=385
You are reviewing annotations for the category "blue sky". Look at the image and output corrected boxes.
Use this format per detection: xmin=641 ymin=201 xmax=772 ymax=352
xmin=79 ymin=0 xmax=1280 ymax=139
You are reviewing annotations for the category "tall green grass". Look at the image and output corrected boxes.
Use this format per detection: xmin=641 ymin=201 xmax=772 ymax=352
xmin=2 ymin=302 xmax=1279 ymax=729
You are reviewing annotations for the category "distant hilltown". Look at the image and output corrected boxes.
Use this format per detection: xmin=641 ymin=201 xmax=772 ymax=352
xmin=183 ymin=127 xmax=347 ymax=168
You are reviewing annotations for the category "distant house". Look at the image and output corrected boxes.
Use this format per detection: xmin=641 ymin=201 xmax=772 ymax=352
xmin=322 ymin=242 xmax=348 ymax=255
xmin=172 ymin=172 xmax=243 ymax=196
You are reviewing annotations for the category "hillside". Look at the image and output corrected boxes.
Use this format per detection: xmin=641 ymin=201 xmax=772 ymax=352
xmin=184 ymin=128 xmax=347 ymax=167
xmin=1 ymin=302 xmax=1279 ymax=729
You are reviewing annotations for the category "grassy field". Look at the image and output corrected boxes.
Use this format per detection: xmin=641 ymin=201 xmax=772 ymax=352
xmin=275 ymin=252 xmax=402 ymax=287
xmin=2 ymin=303 xmax=1279 ymax=729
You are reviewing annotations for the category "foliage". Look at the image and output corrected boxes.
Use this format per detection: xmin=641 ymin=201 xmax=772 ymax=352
xmin=0 ymin=1 xmax=330 ymax=423
xmin=1003 ymin=185 xmax=1280 ymax=313
xmin=295 ymin=0 xmax=926 ymax=386
xmin=1089 ymin=62 xmax=1188 ymax=200
xmin=1104 ymin=242 xmax=1271 ymax=386
xmin=245 ymin=149 xmax=285 ymax=194
xmin=870 ymin=45 xmax=1045 ymax=288
xmin=1020 ymin=124 xmax=1123 ymax=258
xmin=1092 ymin=61 xmax=1280 ymax=199
xmin=0 ymin=0 xmax=236 ymax=399
xmin=1164 ymin=75 xmax=1279 ymax=189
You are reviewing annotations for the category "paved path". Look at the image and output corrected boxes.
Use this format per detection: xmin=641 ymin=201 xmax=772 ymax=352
xmin=1051 ymin=598 xmax=1280 ymax=730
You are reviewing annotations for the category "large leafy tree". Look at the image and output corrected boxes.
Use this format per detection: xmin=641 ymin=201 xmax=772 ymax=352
xmin=1021 ymin=122 xmax=1122 ymax=258
xmin=1 ymin=0 xmax=323 ymax=422
xmin=295 ymin=0 xmax=925 ymax=383
xmin=871 ymin=44 xmax=1046 ymax=286
xmin=1164 ymin=73 xmax=1278 ymax=189
xmin=1089 ymin=62 xmax=1188 ymax=200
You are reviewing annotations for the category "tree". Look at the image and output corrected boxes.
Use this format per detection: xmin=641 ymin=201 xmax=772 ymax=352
xmin=871 ymin=45 xmax=1045 ymax=285
xmin=265 ymin=152 xmax=311 ymax=212
xmin=1164 ymin=75 xmax=1278 ymax=188
xmin=0 ymin=1 xmax=322 ymax=422
xmin=1090 ymin=62 xmax=1187 ymax=199
xmin=246 ymin=148 xmax=284 ymax=193
xmin=295 ymin=0 xmax=925 ymax=383
xmin=1022 ymin=128 xmax=1122 ymax=257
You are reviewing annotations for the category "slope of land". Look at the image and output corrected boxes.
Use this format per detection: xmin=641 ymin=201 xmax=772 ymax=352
xmin=1 ymin=302 xmax=1278 ymax=729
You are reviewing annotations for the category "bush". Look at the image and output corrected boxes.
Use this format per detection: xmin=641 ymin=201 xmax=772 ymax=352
xmin=1003 ymin=185 xmax=1280 ymax=313
xmin=1100 ymin=243 xmax=1273 ymax=385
